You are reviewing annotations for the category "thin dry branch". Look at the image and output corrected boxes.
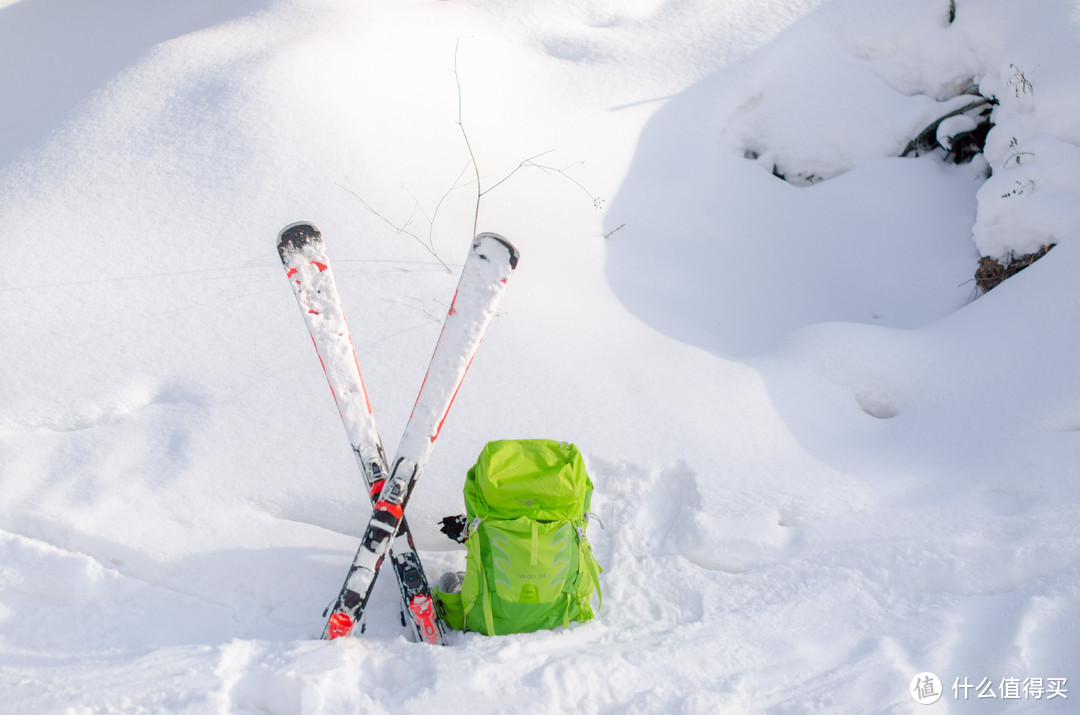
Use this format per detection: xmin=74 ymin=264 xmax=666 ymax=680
xmin=527 ymin=159 xmax=604 ymax=208
xmin=338 ymin=179 xmax=453 ymax=272
xmin=453 ymin=39 xmax=603 ymax=235
xmin=401 ymin=162 xmax=475 ymax=243
xmin=453 ymin=39 xmax=484 ymax=236
xmin=481 ymin=149 xmax=557 ymax=197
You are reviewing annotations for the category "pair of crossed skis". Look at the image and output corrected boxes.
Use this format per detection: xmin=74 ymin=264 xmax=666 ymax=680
xmin=277 ymin=222 xmax=519 ymax=644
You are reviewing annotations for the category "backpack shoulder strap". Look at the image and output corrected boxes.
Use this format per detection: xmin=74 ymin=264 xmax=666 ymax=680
xmin=461 ymin=518 xmax=497 ymax=636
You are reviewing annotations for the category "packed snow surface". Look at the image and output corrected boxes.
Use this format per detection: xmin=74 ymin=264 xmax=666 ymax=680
xmin=1 ymin=0 xmax=1078 ymax=712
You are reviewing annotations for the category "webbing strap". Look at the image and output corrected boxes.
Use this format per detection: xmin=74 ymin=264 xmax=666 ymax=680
xmin=530 ymin=522 xmax=539 ymax=566
xmin=461 ymin=547 xmax=476 ymax=632
xmin=461 ymin=518 xmax=496 ymax=635
xmin=577 ymin=524 xmax=603 ymax=614
xmin=475 ymin=520 xmax=494 ymax=635
xmin=480 ymin=564 xmax=495 ymax=636
xmin=463 ymin=541 xmax=496 ymax=635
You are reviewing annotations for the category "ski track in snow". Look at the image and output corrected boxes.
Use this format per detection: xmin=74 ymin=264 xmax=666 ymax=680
xmin=1 ymin=0 xmax=1079 ymax=712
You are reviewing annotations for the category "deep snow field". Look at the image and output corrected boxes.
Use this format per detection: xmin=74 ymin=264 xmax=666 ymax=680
xmin=1 ymin=0 xmax=1079 ymax=712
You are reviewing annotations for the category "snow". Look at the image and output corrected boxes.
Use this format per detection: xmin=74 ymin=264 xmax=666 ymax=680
xmin=1 ymin=0 xmax=1078 ymax=712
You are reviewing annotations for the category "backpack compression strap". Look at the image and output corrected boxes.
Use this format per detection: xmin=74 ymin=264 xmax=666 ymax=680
xmin=577 ymin=523 xmax=603 ymax=614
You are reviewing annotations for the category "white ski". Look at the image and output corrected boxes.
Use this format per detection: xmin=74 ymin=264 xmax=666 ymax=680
xmin=320 ymin=231 xmax=519 ymax=641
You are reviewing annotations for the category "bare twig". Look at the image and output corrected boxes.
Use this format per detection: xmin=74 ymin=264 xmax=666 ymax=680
xmin=453 ymin=39 xmax=484 ymax=237
xmin=1007 ymin=64 xmax=1036 ymax=98
xmin=526 ymin=159 xmax=604 ymax=209
xmin=1000 ymin=179 xmax=1035 ymax=198
xmin=1003 ymin=137 xmax=1035 ymax=168
xmin=402 ymin=162 xmax=474 ymax=249
xmin=453 ymin=38 xmax=603 ymax=235
xmin=481 ymin=149 xmax=557 ymax=196
xmin=603 ymin=223 xmax=626 ymax=239
xmin=337 ymin=179 xmax=453 ymax=272
xmin=1003 ymin=152 xmax=1035 ymax=168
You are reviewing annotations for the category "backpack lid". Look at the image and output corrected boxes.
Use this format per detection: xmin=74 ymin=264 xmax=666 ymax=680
xmin=466 ymin=439 xmax=591 ymax=522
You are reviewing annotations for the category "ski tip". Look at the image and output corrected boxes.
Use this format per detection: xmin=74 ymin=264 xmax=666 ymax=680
xmin=473 ymin=232 xmax=519 ymax=270
xmin=277 ymin=221 xmax=322 ymax=261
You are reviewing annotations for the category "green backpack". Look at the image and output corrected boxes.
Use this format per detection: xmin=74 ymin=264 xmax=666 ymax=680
xmin=435 ymin=439 xmax=602 ymax=635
